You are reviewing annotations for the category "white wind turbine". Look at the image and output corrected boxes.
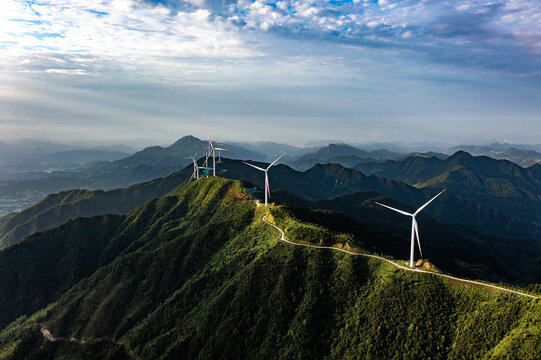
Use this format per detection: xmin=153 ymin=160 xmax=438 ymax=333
xmin=242 ymin=153 xmax=286 ymax=207
xmin=186 ymin=152 xmax=211 ymax=181
xmin=376 ymin=189 xmax=446 ymax=268
xmin=205 ymin=134 xmax=224 ymax=176
xmin=186 ymin=152 xmax=199 ymax=181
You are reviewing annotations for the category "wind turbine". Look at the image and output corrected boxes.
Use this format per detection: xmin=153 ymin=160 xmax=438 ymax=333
xmin=242 ymin=153 xmax=286 ymax=207
xmin=207 ymin=136 xmax=217 ymax=176
xmin=186 ymin=152 xmax=211 ymax=181
xmin=185 ymin=152 xmax=199 ymax=181
xmin=375 ymin=189 xmax=446 ymax=268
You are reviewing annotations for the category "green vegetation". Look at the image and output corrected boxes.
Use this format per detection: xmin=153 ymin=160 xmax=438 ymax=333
xmin=354 ymin=151 xmax=541 ymax=235
xmin=0 ymin=169 xmax=191 ymax=250
xmin=0 ymin=177 xmax=539 ymax=359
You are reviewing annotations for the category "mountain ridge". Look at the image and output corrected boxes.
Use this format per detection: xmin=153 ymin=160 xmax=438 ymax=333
xmin=0 ymin=177 xmax=539 ymax=359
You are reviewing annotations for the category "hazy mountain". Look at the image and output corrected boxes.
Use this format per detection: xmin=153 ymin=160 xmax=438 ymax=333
xmin=0 ymin=149 xmax=131 ymax=182
xmin=290 ymin=144 xmax=381 ymax=170
xmin=446 ymin=144 xmax=541 ymax=167
xmin=354 ymin=151 xmax=541 ymax=228
xmin=228 ymin=141 xmax=309 ymax=161
xmin=0 ymin=139 xmax=134 ymax=167
xmin=115 ymin=135 xmax=266 ymax=167
xmin=0 ymin=136 xmax=263 ymax=216
xmin=0 ymin=164 xmax=179 ymax=216
xmin=289 ymin=143 xmax=447 ymax=170
xmin=0 ymin=178 xmax=538 ymax=359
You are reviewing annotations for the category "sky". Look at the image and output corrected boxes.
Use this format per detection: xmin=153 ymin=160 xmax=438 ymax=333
xmin=1 ymin=0 xmax=540 ymax=146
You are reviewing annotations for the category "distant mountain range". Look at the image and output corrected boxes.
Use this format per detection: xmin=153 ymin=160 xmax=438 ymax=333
xmin=445 ymin=144 xmax=541 ymax=167
xmin=289 ymin=143 xmax=447 ymax=170
xmin=0 ymin=136 xmax=266 ymax=215
xmin=354 ymin=151 xmax=541 ymax=229
xmin=1 ymin=178 xmax=539 ymax=359
xmin=2 ymin=136 xmax=541 ymax=216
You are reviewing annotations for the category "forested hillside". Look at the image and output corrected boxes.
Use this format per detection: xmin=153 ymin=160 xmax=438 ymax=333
xmin=0 ymin=178 xmax=539 ymax=359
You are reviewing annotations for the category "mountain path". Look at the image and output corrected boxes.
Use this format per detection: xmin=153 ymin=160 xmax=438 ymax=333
xmin=258 ymin=207 xmax=539 ymax=300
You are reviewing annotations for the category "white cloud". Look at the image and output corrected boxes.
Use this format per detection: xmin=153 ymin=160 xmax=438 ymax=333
xmin=0 ymin=0 xmax=258 ymax=81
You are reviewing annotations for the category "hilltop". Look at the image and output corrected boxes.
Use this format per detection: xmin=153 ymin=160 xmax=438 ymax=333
xmin=0 ymin=177 xmax=539 ymax=359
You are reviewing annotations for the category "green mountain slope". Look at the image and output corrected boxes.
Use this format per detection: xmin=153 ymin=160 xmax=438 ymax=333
xmin=0 ymin=170 xmax=191 ymax=250
xmin=354 ymin=151 xmax=541 ymax=229
xmin=217 ymin=159 xmax=541 ymax=238
xmin=272 ymin=190 xmax=541 ymax=285
xmin=0 ymin=178 xmax=539 ymax=359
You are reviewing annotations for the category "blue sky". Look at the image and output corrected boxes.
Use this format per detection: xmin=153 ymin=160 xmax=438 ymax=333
xmin=1 ymin=0 xmax=540 ymax=145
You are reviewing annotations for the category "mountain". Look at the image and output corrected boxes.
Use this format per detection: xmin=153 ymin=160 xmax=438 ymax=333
xmin=115 ymin=135 xmax=266 ymax=167
xmin=0 ymin=177 xmax=539 ymax=359
xmin=272 ymin=190 xmax=541 ymax=285
xmin=354 ymin=151 xmax=541 ymax=229
xmin=228 ymin=141 xmax=309 ymax=161
xmin=215 ymin=158 xmax=541 ymax=238
xmin=0 ymin=149 xmax=131 ymax=181
xmin=290 ymin=143 xmax=378 ymax=170
xmin=0 ymin=164 xmax=179 ymax=216
xmin=0 ymin=169 xmax=192 ymax=250
xmin=446 ymin=144 xmax=541 ymax=167
xmin=0 ymin=136 xmax=263 ymax=216
xmin=3 ymin=157 xmax=539 ymax=252
xmin=289 ymin=143 xmax=447 ymax=170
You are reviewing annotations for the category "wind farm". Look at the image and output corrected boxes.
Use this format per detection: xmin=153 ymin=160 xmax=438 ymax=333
xmin=2 ymin=0 xmax=540 ymax=356
xmin=1 ymin=138 xmax=540 ymax=360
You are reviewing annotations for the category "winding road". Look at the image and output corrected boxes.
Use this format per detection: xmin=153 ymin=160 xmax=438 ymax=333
xmin=260 ymin=212 xmax=539 ymax=300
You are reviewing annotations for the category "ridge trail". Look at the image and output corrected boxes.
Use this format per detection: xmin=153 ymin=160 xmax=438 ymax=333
xmin=259 ymin=208 xmax=539 ymax=300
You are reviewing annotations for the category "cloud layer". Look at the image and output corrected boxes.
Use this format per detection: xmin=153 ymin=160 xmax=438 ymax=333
xmin=1 ymin=0 xmax=541 ymax=144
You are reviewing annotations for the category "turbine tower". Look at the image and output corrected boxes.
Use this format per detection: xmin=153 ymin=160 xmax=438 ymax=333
xmin=375 ymin=189 xmax=446 ymax=268
xmin=205 ymin=134 xmax=220 ymax=176
xmin=242 ymin=153 xmax=286 ymax=207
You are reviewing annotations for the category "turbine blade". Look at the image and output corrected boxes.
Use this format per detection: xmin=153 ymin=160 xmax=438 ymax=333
xmin=266 ymin=152 xmax=286 ymax=170
xmin=242 ymin=161 xmax=266 ymax=172
xmin=414 ymin=218 xmax=422 ymax=258
xmin=414 ymin=189 xmax=446 ymax=215
xmin=375 ymin=202 xmax=413 ymax=216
